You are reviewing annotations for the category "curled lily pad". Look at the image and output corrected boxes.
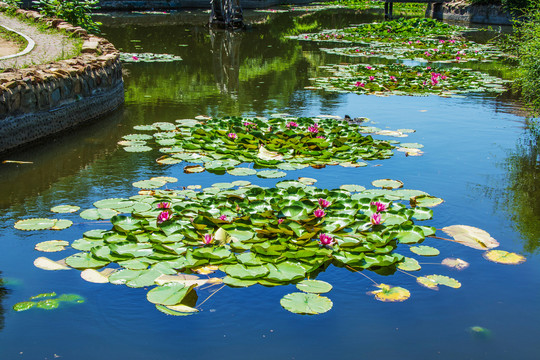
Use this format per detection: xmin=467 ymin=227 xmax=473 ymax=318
xmin=34 ymin=257 xmax=71 ymax=271
xmin=298 ymin=177 xmax=317 ymax=185
xmin=442 ymin=258 xmax=470 ymax=270
xmin=35 ymin=240 xmax=69 ymax=253
xmin=258 ymin=146 xmax=284 ymax=161
xmin=81 ymin=268 xmax=117 ymax=283
xmin=410 ymin=195 xmax=444 ymax=208
xmin=417 ymin=275 xmax=461 ymax=289
xmin=296 ymin=279 xmax=333 ymax=294
xmin=483 ymin=250 xmax=526 ymax=265
xmin=50 ymin=205 xmax=80 ymax=213
xmin=155 ymin=304 xmax=195 ymax=316
xmin=257 ymin=170 xmax=287 ymax=179
xmin=372 ymin=179 xmax=404 ymax=189
xmin=184 ymin=165 xmax=205 ymax=173
xmin=370 ymin=284 xmax=410 ymax=302
xmin=133 ymin=179 xmax=167 ymax=189
xmin=280 ymin=292 xmax=333 ymax=315
xmin=397 ymin=257 xmax=421 ymax=271
xmin=441 ymin=225 xmax=499 ymax=250
xmin=410 ymin=245 xmax=440 ymax=256
xmin=146 ymin=283 xmax=196 ymax=306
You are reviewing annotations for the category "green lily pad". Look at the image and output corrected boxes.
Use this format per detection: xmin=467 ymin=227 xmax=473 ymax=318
xmin=483 ymin=250 xmax=526 ymax=265
xmin=410 ymin=245 xmax=440 ymax=256
xmin=35 ymin=240 xmax=69 ymax=253
xmin=50 ymin=205 xmax=80 ymax=213
xmin=124 ymin=146 xmax=153 ymax=152
xmin=410 ymin=195 xmax=444 ymax=208
xmin=397 ymin=257 xmax=421 ymax=271
xmin=340 ymin=184 xmax=366 ymax=192
xmin=155 ymin=304 xmax=194 ymax=316
xmin=296 ymin=279 xmax=333 ymax=294
xmin=257 ymin=170 xmax=287 ymax=179
xmin=36 ymin=299 xmax=60 ymax=310
xmin=146 ymin=283 xmax=196 ymax=306
xmin=370 ymin=284 xmax=410 ymax=302
xmin=228 ymin=167 xmax=258 ymax=176
xmin=65 ymin=253 xmax=110 ymax=269
xmin=13 ymin=301 xmax=36 ymax=312
xmin=14 ymin=218 xmax=56 ymax=231
xmin=417 ymin=274 xmax=461 ymax=289
xmin=280 ymin=292 xmax=333 ymax=315
xmin=80 ymin=208 xmax=118 ymax=220
xmin=133 ymin=179 xmax=167 ymax=189
xmin=372 ymin=179 xmax=404 ymax=189
xmin=223 ymin=276 xmax=258 ymax=288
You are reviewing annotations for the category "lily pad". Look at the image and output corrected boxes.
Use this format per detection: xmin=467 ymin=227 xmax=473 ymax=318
xmin=228 ymin=167 xmax=257 ymax=176
xmin=132 ymin=179 xmax=167 ymax=189
xmin=257 ymin=170 xmax=287 ymax=179
xmin=14 ymin=218 xmax=56 ymax=231
xmin=370 ymin=284 xmax=410 ymax=302
xmin=417 ymin=274 xmax=461 ymax=289
xmin=146 ymin=283 xmax=196 ymax=306
xmin=280 ymin=292 xmax=333 ymax=315
xmin=81 ymin=268 xmax=117 ymax=283
xmin=13 ymin=301 xmax=36 ymax=312
xmin=410 ymin=245 xmax=440 ymax=256
xmin=33 ymin=257 xmax=71 ymax=271
xmin=35 ymin=240 xmax=69 ymax=253
xmin=296 ymin=279 xmax=333 ymax=294
xmin=65 ymin=253 xmax=110 ymax=269
xmin=441 ymin=225 xmax=499 ymax=250
xmin=184 ymin=165 xmax=205 ymax=173
xmin=50 ymin=205 xmax=80 ymax=213
xmin=372 ymin=179 xmax=404 ymax=189
xmin=80 ymin=208 xmax=118 ymax=220
xmin=340 ymin=184 xmax=366 ymax=192
xmin=483 ymin=250 xmax=526 ymax=265
xmin=397 ymin=257 xmax=421 ymax=271
xmin=410 ymin=195 xmax=444 ymax=208
xmin=36 ymin=299 xmax=60 ymax=310
xmin=441 ymin=258 xmax=469 ymax=270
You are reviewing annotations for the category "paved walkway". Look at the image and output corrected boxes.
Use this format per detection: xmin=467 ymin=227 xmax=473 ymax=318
xmin=0 ymin=13 xmax=78 ymax=68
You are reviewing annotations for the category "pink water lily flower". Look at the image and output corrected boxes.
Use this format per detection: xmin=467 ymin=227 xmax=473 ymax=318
xmin=319 ymin=233 xmax=334 ymax=246
xmin=286 ymin=121 xmax=298 ymax=128
xmin=278 ymin=218 xmax=284 ymax=224
xmin=219 ymin=215 xmax=228 ymax=221
xmin=157 ymin=211 xmax=171 ymax=224
xmin=366 ymin=66 xmax=372 ymax=70
xmin=456 ymin=56 xmax=461 ymax=61
xmin=307 ymin=126 xmax=319 ymax=133
xmin=132 ymin=55 xmax=139 ymax=61
xmin=371 ymin=213 xmax=382 ymax=225
xmin=228 ymin=133 xmax=237 ymax=139
xmin=355 ymin=48 xmax=360 ymax=52
xmin=390 ymin=76 xmax=397 ymax=82
xmin=318 ymin=198 xmax=330 ymax=208
xmin=203 ymin=234 xmax=214 ymax=245
xmin=314 ymin=209 xmax=326 ymax=218
xmin=371 ymin=201 xmax=387 ymax=212
xmin=157 ymin=202 xmax=171 ymax=209
xmin=304 ymin=35 xmax=308 ymax=39
xmin=316 ymin=135 xmax=325 ymax=139
xmin=369 ymin=76 xmax=375 ymax=81
xmin=354 ymin=82 xmax=365 ymax=88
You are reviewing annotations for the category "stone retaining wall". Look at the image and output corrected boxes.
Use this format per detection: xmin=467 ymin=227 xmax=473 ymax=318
xmin=426 ymin=2 xmax=512 ymax=25
xmin=0 ymin=6 xmax=124 ymax=153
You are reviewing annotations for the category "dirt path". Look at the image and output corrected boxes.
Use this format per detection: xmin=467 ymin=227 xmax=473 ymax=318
xmin=0 ymin=37 xmax=20 ymax=56
xmin=0 ymin=13 xmax=78 ymax=68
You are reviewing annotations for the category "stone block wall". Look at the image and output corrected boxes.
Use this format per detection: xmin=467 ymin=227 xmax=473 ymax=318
xmin=426 ymin=2 xmax=512 ymax=25
xmin=0 ymin=6 xmax=124 ymax=153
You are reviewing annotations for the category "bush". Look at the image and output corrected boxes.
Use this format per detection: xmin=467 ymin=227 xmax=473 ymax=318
xmin=32 ymin=0 xmax=101 ymax=34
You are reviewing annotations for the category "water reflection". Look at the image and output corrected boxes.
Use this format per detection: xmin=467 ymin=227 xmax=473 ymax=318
xmin=499 ymin=123 xmax=540 ymax=253
xmin=0 ymin=274 xmax=8 ymax=332
xmin=210 ymin=29 xmax=241 ymax=96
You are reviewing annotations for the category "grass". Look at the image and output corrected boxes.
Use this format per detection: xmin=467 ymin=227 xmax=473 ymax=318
xmin=0 ymin=24 xmax=28 ymax=52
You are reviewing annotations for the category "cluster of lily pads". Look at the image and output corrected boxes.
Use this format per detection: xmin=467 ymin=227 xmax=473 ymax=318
xmin=15 ymin=175 xmax=526 ymax=315
xmin=120 ymin=52 xmax=183 ymax=63
xmin=320 ymin=39 xmax=507 ymax=63
xmin=117 ymin=115 xmax=425 ymax=168
xmin=288 ymin=18 xmax=467 ymax=44
xmin=13 ymin=292 xmax=84 ymax=312
xmin=307 ymin=63 xmax=507 ymax=96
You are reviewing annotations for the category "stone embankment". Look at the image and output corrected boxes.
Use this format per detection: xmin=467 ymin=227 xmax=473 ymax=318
xmin=0 ymin=5 xmax=124 ymax=153
xmin=426 ymin=1 xmax=512 ymax=25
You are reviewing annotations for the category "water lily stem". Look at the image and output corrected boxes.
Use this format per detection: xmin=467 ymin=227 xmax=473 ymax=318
xmin=428 ymin=235 xmax=459 ymax=243
xmin=396 ymin=268 xmax=418 ymax=279
xmin=345 ymin=265 xmax=379 ymax=285
xmin=196 ymin=284 xmax=226 ymax=309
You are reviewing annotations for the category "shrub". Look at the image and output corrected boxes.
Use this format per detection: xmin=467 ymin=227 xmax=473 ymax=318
xmin=32 ymin=0 xmax=101 ymax=34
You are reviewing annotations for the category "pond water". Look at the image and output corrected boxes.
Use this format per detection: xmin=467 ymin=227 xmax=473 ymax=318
xmin=1 ymin=8 xmax=539 ymax=360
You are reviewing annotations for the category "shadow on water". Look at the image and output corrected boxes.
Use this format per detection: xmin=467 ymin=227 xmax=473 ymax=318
xmin=0 ymin=273 xmax=8 ymax=332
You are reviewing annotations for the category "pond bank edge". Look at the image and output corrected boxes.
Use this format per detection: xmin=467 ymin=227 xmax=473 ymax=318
xmin=426 ymin=2 xmax=512 ymax=25
xmin=0 ymin=5 xmax=124 ymax=154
